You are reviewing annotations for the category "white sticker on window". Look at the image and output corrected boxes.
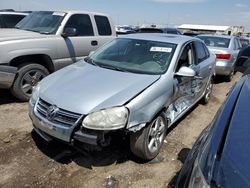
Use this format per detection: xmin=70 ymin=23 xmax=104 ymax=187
xmin=150 ymin=47 xmax=172 ymax=53
xmin=52 ymin=12 xmax=66 ymax=17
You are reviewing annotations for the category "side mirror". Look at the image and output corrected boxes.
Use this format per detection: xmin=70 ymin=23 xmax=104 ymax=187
xmin=62 ymin=27 xmax=77 ymax=37
xmin=235 ymin=56 xmax=250 ymax=73
xmin=175 ymin=66 xmax=196 ymax=77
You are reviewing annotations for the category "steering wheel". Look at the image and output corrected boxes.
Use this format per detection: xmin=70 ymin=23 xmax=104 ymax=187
xmin=152 ymin=52 xmax=168 ymax=66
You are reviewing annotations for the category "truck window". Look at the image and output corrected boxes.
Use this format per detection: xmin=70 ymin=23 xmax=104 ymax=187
xmin=65 ymin=14 xmax=94 ymax=36
xmin=1 ymin=15 xmax=25 ymax=28
xmin=94 ymin=15 xmax=112 ymax=36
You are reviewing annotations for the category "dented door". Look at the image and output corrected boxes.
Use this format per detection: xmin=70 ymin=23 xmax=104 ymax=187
xmin=167 ymin=42 xmax=201 ymax=124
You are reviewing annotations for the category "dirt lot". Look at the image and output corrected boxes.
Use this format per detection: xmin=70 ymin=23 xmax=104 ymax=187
xmin=0 ymin=73 xmax=241 ymax=188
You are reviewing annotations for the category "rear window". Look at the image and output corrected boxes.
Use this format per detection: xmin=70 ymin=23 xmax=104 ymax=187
xmin=94 ymin=15 xmax=112 ymax=36
xmin=197 ymin=36 xmax=230 ymax=48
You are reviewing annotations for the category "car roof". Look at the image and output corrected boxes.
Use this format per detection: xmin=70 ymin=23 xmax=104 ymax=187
xmin=0 ymin=12 xmax=28 ymax=16
xmin=119 ymin=33 xmax=195 ymax=45
xmin=198 ymin=34 xmax=235 ymax=39
xmin=34 ymin=10 xmax=110 ymax=17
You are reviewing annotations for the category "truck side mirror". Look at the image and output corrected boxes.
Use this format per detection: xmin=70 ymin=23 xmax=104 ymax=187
xmin=62 ymin=27 xmax=77 ymax=37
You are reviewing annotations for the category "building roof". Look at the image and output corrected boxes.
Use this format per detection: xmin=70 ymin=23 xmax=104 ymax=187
xmin=178 ymin=24 xmax=230 ymax=31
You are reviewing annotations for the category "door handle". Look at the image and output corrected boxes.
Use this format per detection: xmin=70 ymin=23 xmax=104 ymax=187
xmin=194 ymin=76 xmax=203 ymax=79
xmin=209 ymin=65 xmax=212 ymax=70
xmin=91 ymin=40 xmax=98 ymax=46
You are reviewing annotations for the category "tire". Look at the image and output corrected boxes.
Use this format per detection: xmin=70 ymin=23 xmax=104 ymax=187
xmin=225 ymin=71 xmax=234 ymax=82
xmin=201 ymin=78 xmax=213 ymax=105
xmin=11 ymin=63 xmax=49 ymax=101
xmin=130 ymin=114 xmax=168 ymax=160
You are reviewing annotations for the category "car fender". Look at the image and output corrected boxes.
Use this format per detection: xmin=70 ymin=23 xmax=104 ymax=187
xmin=126 ymin=75 xmax=173 ymax=131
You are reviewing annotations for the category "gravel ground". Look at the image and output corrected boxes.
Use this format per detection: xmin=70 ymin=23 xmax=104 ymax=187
xmin=0 ymin=73 xmax=241 ymax=188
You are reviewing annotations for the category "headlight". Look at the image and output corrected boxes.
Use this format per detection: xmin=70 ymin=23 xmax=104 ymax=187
xmin=30 ymin=84 xmax=40 ymax=104
xmin=82 ymin=106 xmax=129 ymax=130
xmin=188 ymin=158 xmax=210 ymax=188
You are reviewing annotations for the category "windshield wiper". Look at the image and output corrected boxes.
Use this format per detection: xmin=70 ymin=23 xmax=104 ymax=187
xmin=98 ymin=64 xmax=129 ymax=72
xmin=84 ymin=57 xmax=129 ymax=72
xmin=39 ymin=31 xmax=52 ymax=35
xmin=84 ymin=57 xmax=99 ymax=66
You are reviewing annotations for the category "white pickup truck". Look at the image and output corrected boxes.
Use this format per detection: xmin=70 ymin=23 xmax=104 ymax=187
xmin=0 ymin=11 xmax=116 ymax=101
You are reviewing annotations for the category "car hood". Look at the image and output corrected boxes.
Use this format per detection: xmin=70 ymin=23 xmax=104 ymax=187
xmin=39 ymin=60 xmax=160 ymax=114
xmin=216 ymin=76 xmax=250 ymax=188
xmin=0 ymin=29 xmax=45 ymax=42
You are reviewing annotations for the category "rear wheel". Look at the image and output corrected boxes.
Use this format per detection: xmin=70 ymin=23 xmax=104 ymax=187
xmin=11 ymin=63 xmax=49 ymax=101
xmin=225 ymin=70 xmax=234 ymax=82
xmin=130 ymin=114 xmax=167 ymax=160
xmin=201 ymin=78 xmax=213 ymax=104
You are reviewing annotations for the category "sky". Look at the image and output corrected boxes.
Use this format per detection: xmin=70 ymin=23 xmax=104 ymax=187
xmin=1 ymin=0 xmax=250 ymax=31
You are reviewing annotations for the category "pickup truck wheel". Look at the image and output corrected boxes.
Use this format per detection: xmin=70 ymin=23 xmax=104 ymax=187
xmin=201 ymin=78 xmax=213 ymax=105
xmin=11 ymin=64 xmax=49 ymax=101
xmin=130 ymin=114 xmax=167 ymax=160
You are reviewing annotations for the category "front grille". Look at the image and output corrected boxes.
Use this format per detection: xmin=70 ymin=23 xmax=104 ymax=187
xmin=36 ymin=98 xmax=82 ymax=127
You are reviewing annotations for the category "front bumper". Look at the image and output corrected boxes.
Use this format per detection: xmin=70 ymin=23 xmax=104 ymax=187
xmin=0 ymin=66 xmax=17 ymax=89
xmin=29 ymin=101 xmax=81 ymax=142
xmin=29 ymin=101 xmax=115 ymax=146
xmin=215 ymin=61 xmax=233 ymax=76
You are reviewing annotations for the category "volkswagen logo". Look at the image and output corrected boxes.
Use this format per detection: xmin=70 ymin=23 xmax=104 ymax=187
xmin=46 ymin=105 xmax=59 ymax=121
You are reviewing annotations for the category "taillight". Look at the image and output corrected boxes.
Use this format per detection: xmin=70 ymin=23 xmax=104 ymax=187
xmin=215 ymin=53 xmax=232 ymax=60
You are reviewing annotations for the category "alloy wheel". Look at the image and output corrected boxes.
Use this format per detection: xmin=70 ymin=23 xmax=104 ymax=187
xmin=147 ymin=116 xmax=166 ymax=153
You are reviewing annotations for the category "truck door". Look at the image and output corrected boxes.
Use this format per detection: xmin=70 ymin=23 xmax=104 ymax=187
xmin=59 ymin=14 xmax=98 ymax=65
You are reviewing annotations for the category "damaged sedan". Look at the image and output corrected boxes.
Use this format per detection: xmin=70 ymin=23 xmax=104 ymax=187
xmin=29 ymin=34 xmax=215 ymax=160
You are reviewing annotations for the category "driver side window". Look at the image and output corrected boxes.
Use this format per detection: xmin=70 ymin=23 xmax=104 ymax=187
xmin=64 ymin=14 xmax=94 ymax=36
xmin=176 ymin=43 xmax=194 ymax=71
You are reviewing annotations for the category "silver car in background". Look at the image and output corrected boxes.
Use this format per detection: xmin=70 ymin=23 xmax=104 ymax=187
xmin=29 ymin=34 xmax=215 ymax=160
xmin=197 ymin=34 xmax=242 ymax=81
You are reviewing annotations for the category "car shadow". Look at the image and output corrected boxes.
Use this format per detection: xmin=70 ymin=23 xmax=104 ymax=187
xmin=167 ymin=148 xmax=191 ymax=187
xmin=0 ymin=89 xmax=22 ymax=105
xmin=31 ymin=130 xmax=150 ymax=169
xmin=213 ymin=75 xmax=227 ymax=84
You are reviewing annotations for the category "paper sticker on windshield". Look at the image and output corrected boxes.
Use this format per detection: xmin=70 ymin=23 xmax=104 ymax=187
xmin=150 ymin=47 xmax=172 ymax=53
xmin=52 ymin=12 xmax=66 ymax=16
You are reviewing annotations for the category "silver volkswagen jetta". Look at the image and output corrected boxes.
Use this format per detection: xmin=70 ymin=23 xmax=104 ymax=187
xmin=29 ymin=34 xmax=215 ymax=160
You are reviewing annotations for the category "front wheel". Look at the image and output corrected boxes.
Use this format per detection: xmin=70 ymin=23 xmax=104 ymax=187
xmin=130 ymin=114 xmax=167 ymax=160
xmin=11 ymin=63 xmax=49 ymax=101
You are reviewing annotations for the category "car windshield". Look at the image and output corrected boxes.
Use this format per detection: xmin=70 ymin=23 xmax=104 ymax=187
xmin=197 ymin=36 xmax=230 ymax=48
xmin=15 ymin=11 xmax=66 ymax=34
xmin=87 ymin=38 xmax=177 ymax=75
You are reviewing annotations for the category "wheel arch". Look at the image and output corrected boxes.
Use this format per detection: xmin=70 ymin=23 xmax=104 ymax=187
xmin=9 ymin=54 xmax=55 ymax=73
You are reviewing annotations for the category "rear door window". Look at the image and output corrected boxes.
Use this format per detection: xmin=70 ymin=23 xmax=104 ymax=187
xmin=65 ymin=14 xmax=94 ymax=36
xmin=1 ymin=15 xmax=25 ymax=28
xmin=194 ymin=41 xmax=207 ymax=64
xmin=94 ymin=15 xmax=112 ymax=36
